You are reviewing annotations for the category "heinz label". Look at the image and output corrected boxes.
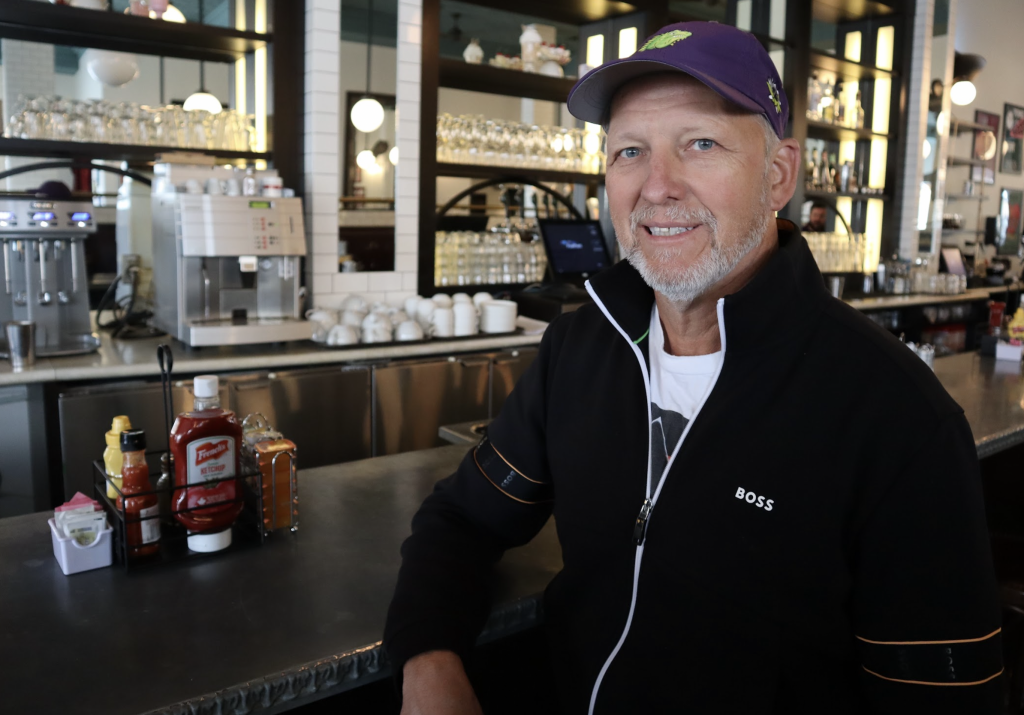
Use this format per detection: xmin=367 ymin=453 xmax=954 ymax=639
xmin=186 ymin=436 xmax=237 ymax=507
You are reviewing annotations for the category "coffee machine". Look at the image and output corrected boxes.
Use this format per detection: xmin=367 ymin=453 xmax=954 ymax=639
xmin=0 ymin=197 xmax=100 ymax=356
xmin=151 ymin=162 xmax=311 ymax=347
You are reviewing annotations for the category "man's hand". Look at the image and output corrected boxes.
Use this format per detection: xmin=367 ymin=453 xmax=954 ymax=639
xmin=401 ymin=650 xmax=483 ymax=715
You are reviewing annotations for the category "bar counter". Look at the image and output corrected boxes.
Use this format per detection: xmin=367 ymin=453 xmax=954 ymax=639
xmin=4 ymin=351 xmax=1024 ymax=714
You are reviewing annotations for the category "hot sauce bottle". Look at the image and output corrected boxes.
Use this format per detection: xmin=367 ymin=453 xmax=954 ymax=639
xmin=118 ymin=429 xmax=160 ymax=558
xmin=170 ymin=375 xmax=243 ymax=552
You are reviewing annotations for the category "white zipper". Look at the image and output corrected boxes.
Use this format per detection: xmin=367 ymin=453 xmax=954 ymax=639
xmin=583 ymin=282 xmax=727 ymax=715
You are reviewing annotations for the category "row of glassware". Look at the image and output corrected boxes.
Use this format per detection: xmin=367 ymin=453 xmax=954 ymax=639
xmin=4 ymin=95 xmax=255 ymax=152
xmin=804 ymin=231 xmax=871 ymax=273
xmin=435 ymin=229 xmax=548 ymax=287
xmin=436 ymin=113 xmax=605 ymax=175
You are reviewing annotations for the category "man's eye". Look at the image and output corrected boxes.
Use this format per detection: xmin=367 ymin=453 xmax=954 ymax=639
xmin=695 ymin=139 xmax=716 ymax=151
xmin=618 ymin=147 xmax=641 ymax=159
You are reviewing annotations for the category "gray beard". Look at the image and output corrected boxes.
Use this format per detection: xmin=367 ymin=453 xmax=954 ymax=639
xmin=619 ymin=188 xmax=771 ymax=305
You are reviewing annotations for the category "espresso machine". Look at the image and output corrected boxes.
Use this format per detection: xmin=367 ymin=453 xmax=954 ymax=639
xmin=151 ymin=162 xmax=311 ymax=346
xmin=0 ymin=196 xmax=100 ymax=356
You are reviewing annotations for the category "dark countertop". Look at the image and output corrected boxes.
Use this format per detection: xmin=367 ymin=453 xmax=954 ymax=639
xmin=0 ymin=445 xmax=561 ymax=715
xmin=934 ymin=352 xmax=1024 ymax=458
xmin=5 ymin=352 xmax=1024 ymax=714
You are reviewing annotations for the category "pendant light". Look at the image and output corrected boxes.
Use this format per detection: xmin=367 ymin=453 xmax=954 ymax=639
xmin=950 ymin=52 xmax=986 ymax=107
xmin=350 ymin=0 xmax=385 ymax=133
xmin=184 ymin=61 xmax=223 ymax=114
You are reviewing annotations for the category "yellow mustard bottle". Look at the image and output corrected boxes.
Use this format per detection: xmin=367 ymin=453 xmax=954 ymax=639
xmin=1010 ymin=308 xmax=1024 ymax=343
xmin=103 ymin=415 xmax=133 ymax=499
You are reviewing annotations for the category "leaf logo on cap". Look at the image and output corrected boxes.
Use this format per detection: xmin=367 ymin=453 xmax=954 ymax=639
xmin=767 ymin=78 xmax=782 ymax=114
xmin=639 ymin=30 xmax=692 ymax=52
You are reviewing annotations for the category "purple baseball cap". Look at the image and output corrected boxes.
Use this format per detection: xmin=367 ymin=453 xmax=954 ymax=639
xmin=567 ymin=21 xmax=789 ymax=138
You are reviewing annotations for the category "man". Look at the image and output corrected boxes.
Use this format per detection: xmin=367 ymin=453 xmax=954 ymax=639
xmin=803 ymin=200 xmax=829 ymax=232
xmin=385 ymin=21 xmax=1002 ymax=714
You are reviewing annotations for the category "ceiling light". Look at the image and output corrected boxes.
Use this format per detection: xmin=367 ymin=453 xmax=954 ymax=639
xmin=950 ymin=80 xmax=977 ymax=106
xmin=183 ymin=92 xmax=223 ymax=114
xmin=351 ymin=98 xmax=384 ymax=133
xmin=356 ymin=150 xmax=381 ymax=173
xmin=389 ymin=146 xmax=399 ymax=165
xmin=150 ymin=4 xmax=186 ymax=22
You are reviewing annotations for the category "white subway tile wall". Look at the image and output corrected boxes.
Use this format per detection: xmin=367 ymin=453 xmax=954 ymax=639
xmin=1 ymin=39 xmax=62 ymax=191
xmin=305 ymin=0 xmax=422 ymax=310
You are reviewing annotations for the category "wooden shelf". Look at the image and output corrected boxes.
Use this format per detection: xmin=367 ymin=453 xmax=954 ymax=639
xmin=438 ymin=59 xmax=576 ymax=104
xmin=952 ymin=118 xmax=995 ymax=134
xmin=806 ymin=120 xmax=890 ymax=142
xmin=805 ymin=189 xmax=889 ymax=201
xmin=0 ymin=0 xmax=269 ymax=63
xmin=809 ymin=49 xmax=897 ymax=80
xmin=445 ymin=0 xmax=643 ymax=24
xmin=949 ymin=156 xmax=988 ymax=168
xmin=436 ymin=162 xmax=603 ymax=184
xmin=812 ymin=0 xmax=898 ymax=23
xmin=0 ymin=137 xmax=270 ymax=163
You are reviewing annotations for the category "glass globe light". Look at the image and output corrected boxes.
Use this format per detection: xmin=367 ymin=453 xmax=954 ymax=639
xmin=351 ymin=98 xmax=385 ymax=133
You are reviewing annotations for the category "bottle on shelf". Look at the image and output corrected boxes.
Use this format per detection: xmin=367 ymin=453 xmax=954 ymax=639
xmin=118 ymin=430 xmax=160 ymax=559
xmin=818 ymin=151 xmax=831 ymax=192
xmin=806 ymin=147 xmax=818 ymax=189
xmin=855 ymin=91 xmax=866 ymax=130
xmin=829 ymin=153 xmax=839 ymax=191
xmin=835 ymin=82 xmax=846 ymax=127
xmin=170 ymin=375 xmax=243 ymax=553
xmin=806 ymin=73 xmax=823 ymax=122
xmin=821 ymin=81 xmax=836 ymax=124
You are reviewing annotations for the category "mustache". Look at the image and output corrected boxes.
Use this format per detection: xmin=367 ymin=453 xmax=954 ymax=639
xmin=628 ymin=204 xmax=718 ymax=238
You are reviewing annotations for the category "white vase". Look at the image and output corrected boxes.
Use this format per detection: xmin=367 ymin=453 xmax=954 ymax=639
xmin=519 ymin=24 xmax=542 ymax=73
xmin=463 ymin=39 xmax=484 ymax=65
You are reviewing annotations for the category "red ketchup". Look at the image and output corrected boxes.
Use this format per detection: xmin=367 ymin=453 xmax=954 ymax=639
xmin=170 ymin=375 xmax=243 ymax=552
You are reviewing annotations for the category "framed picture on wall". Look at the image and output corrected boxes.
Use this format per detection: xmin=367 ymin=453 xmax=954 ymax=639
xmin=972 ymin=110 xmax=1000 ymax=185
xmin=1000 ymin=103 xmax=1024 ymax=175
xmin=997 ymin=188 xmax=1024 ymax=256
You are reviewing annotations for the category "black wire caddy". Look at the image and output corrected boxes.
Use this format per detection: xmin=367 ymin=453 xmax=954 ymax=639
xmin=92 ymin=447 xmax=298 ymax=572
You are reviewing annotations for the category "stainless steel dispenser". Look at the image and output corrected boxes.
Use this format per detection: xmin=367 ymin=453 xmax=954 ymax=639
xmin=0 ymin=198 xmax=100 ymax=356
xmin=151 ymin=164 xmax=311 ymax=347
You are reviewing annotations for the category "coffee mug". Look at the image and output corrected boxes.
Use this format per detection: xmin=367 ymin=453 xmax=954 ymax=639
xmin=341 ymin=310 xmax=366 ymax=328
xmin=343 ymin=294 xmax=368 ymax=313
xmin=432 ymin=293 xmax=454 ymax=309
xmin=452 ymin=293 xmax=472 ymax=305
xmin=395 ymin=320 xmax=425 ymax=341
xmin=205 ymin=178 xmax=223 ymax=195
xmin=416 ymin=298 xmax=437 ymax=330
xmin=326 ymin=324 xmax=359 ymax=346
xmin=389 ymin=309 xmax=410 ymax=325
xmin=432 ymin=307 xmax=455 ymax=338
xmin=306 ymin=308 xmax=338 ymax=327
xmin=480 ymin=299 xmax=517 ymax=333
xmin=472 ymin=292 xmax=494 ymax=309
xmin=405 ymin=296 xmax=422 ymax=318
xmin=225 ymin=179 xmax=241 ymax=197
xmin=453 ymin=301 xmax=477 ymax=337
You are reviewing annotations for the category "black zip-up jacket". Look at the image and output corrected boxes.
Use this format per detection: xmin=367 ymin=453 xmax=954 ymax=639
xmin=385 ymin=221 xmax=1003 ymax=713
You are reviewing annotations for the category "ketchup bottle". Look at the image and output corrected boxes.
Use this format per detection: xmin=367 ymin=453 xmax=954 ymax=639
xmin=170 ymin=375 xmax=243 ymax=552
xmin=118 ymin=430 xmax=160 ymax=558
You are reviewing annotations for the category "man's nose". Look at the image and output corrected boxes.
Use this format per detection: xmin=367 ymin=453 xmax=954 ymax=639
xmin=639 ymin=153 xmax=687 ymax=205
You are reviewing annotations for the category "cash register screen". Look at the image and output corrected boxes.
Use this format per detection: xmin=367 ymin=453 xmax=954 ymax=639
xmin=538 ymin=220 xmax=612 ymax=278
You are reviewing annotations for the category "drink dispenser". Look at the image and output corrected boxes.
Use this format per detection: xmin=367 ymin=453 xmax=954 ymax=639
xmin=0 ymin=196 xmax=100 ymax=356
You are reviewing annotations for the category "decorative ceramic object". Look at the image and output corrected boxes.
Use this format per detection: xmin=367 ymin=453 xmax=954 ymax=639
xmin=519 ymin=24 xmax=542 ymax=73
xmin=539 ymin=60 xmax=564 ymax=78
xmin=83 ymin=49 xmax=140 ymax=87
xmin=463 ymin=39 xmax=484 ymax=65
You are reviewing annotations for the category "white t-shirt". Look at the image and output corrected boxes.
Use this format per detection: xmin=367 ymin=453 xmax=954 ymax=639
xmin=648 ymin=304 xmax=723 ymax=481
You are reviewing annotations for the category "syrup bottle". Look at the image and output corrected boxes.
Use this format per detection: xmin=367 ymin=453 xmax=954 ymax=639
xmin=118 ymin=430 xmax=160 ymax=558
xmin=170 ymin=375 xmax=243 ymax=552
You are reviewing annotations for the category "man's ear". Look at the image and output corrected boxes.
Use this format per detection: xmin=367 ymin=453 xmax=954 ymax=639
xmin=769 ymin=138 xmax=801 ymax=212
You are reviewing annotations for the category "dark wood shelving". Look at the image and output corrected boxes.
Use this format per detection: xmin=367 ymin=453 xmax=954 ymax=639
xmin=809 ymin=49 xmax=897 ymax=80
xmin=437 ymin=162 xmax=603 ymax=184
xmin=952 ymin=118 xmax=996 ymax=135
xmin=805 ymin=189 xmax=890 ymax=201
xmin=0 ymin=0 xmax=269 ymax=63
xmin=812 ymin=0 xmax=898 ymax=23
xmin=806 ymin=120 xmax=890 ymax=142
xmin=447 ymin=0 xmax=643 ymax=24
xmin=439 ymin=59 xmax=577 ymax=104
xmin=949 ymin=156 xmax=988 ymax=168
xmin=0 ymin=137 xmax=270 ymax=163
